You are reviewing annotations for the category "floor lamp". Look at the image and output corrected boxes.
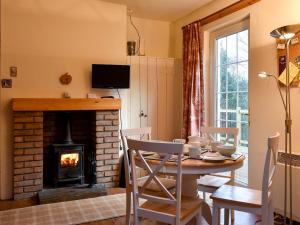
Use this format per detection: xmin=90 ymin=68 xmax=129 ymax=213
xmin=258 ymin=23 xmax=300 ymax=225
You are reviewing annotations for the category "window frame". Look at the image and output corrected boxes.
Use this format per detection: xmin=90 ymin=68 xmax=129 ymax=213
xmin=209 ymin=19 xmax=250 ymax=184
xmin=209 ymin=19 xmax=250 ymax=129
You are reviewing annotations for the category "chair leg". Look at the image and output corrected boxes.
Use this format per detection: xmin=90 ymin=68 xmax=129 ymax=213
xmin=261 ymin=209 xmax=269 ymax=225
xmin=224 ymin=209 xmax=229 ymax=225
xmin=196 ymin=210 xmax=202 ymax=225
xmin=125 ymin=189 xmax=131 ymax=225
xmin=202 ymin=201 xmax=212 ymax=225
xmin=133 ymin=210 xmax=140 ymax=225
xmin=134 ymin=216 xmax=140 ymax=225
xmin=268 ymin=206 xmax=274 ymax=225
xmin=212 ymin=204 xmax=221 ymax=225
xmin=231 ymin=209 xmax=235 ymax=223
xmin=203 ymin=191 xmax=206 ymax=201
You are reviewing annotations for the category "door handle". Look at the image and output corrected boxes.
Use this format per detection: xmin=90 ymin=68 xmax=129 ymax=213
xmin=139 ymin=110 xmax=144 ymax=117
xmin=139 ymin=110 xmax=148 ymax=118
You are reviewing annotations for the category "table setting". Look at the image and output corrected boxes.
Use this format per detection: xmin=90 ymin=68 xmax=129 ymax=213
xmin=142 ymin=136 xmax=243 ymax=163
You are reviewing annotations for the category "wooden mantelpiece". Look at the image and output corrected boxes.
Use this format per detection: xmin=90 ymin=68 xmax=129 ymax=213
xmin=12 ymin=98 xmax=121 ymax=111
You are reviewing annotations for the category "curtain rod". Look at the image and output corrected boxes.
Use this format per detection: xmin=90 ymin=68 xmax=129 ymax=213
xmin=182 ymin=0 xmax=260 ymax=29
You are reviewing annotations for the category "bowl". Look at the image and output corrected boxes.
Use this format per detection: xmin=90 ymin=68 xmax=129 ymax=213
xmin=157 ymin=152 xmax=168 ymax=158
xmin=210 ymin=141 xmax=223 ymax=151
xmin=188 ymin=136 xmax=201 ymax=143
xmin=189 ymin=142 xmax=202 ymax=147
xmin=188 ymin=137 xmax=209 ymax=147
xmin=216 ymin=145 xmax=236 ymax=156
xmin=189 ymin=147 xmax=202 ymax=159
xmin=198 ymin=137 xmax=209 ymax=147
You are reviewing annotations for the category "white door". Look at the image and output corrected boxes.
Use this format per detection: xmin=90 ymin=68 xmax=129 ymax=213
xmin=140 ymin=57 xmax=148 ymax=128
xmin=212 ymin=20 xmax=249 ymax=184
xmin=128 ymin=56 xmax=180 ymax=141
xmin=147 ymin=57 xmax=158 ymax=139
xmin=128 ymin=56 xmax=141 ymax=129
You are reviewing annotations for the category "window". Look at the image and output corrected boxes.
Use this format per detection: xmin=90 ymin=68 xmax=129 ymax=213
xmin=211 ymin=21 xmax=249 ymax=184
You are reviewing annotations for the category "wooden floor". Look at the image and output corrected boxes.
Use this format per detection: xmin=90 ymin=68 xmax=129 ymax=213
xmin=0 ymin=188 xmax=258 ymax=225
xmin=80 ymin=212 xmax=258 ymax=225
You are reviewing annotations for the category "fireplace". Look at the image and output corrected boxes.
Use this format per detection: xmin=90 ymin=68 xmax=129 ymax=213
xmin=53 ymin=144 xmax=84 ymax=187
xmin=42 ymin=111 xmax=95 ymax=188
xmin=12 ymin=98 xmax=121 ymax=200
xmin=49 ymin=112 xmax=86 ymax=187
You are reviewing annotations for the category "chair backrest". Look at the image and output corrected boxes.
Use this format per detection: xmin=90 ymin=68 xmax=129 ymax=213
xmin=120 ymin=127 xmax=152 ymax=186
xmin=200 ymin=127 xmax=239 ymax=146
xmin=261 ymin=132 xmax=280 ymax=206
xmin=127 ymin=139 xmax=184 ymax=225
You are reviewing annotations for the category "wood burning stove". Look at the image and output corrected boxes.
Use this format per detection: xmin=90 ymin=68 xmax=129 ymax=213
xmin=52 ymin=112 xmax=85 ymax=187
xmin=53 ymin=144 xmax=84 ymax=187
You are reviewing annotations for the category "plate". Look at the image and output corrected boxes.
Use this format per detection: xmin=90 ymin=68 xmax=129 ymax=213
xmin=202 ymin=155 xmax=226 ymax=162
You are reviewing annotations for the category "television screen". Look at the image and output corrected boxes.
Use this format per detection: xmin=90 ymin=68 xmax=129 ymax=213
xmin=92 ymin=64 xmax=130 ymax=89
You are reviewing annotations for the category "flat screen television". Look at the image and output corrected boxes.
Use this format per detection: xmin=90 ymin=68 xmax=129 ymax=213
xmin=92 ymin=64 xmax=130 ymax=89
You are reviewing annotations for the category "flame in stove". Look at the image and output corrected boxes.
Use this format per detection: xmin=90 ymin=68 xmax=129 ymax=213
xmin=60 ymin=153 xmax=79 ymax=167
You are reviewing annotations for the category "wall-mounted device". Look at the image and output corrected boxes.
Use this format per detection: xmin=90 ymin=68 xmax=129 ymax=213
xmin=1 ymin=79 xmax=12 ymax=88
xmin=92 ymin=64 xmax=130 ymax=89
xmin=10 ymin=66 xmax=17 ymax=77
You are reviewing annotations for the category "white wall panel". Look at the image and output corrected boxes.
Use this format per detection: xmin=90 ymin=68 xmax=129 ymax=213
xmin=129 ymin=56 xmax=140 ymax=129
xmin=148 ymin=57 xmax=158 ymax=140
xmin=157 ymin=58 xmax=168 ymax=140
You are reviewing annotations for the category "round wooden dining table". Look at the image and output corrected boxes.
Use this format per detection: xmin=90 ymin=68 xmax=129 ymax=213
xmin=136 ymin=154 xmax=245 ymax=225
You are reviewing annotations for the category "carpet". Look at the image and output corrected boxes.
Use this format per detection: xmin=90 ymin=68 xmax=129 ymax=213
xmin=0 ymin=193 xmax=127 ymax=225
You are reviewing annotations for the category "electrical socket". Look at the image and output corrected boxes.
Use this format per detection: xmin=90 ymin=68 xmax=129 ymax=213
xmin=1 ymin=79 xmax=12 ymax=88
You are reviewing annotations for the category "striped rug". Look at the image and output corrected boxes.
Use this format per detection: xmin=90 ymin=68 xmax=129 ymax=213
xmin=0 ymin=193 xmax=127 ymax=225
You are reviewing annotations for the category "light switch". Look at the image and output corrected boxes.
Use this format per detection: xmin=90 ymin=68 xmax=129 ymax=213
xmin=10 ymin=66 xmax=17 ymax=77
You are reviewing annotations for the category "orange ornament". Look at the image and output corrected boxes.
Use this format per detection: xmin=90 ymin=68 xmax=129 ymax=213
xmin=60 ymin=73 xmax=72 ymax=85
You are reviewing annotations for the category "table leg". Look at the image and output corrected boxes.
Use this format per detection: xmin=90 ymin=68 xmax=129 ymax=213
xmin=181 ymin=175 xmax=199 ymax=198
xmin=181 ymin=175 xmax=212 ymax=225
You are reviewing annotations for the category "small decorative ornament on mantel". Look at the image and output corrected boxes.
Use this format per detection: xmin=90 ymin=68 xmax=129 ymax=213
xmin=63 ymin=92 xmax=71 ymax=98
xmin=60 ymin=72 xmax=72 ymax=85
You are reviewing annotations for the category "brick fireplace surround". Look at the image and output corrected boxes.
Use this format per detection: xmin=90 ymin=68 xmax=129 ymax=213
xmin=12 ymin=98 xmax=121 ymax=200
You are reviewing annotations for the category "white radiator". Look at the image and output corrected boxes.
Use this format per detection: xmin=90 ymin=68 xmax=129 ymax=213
xmin=273 ymin=155 xmax=300 ymax=222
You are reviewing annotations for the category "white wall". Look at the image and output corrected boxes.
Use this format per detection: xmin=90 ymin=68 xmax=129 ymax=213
xmin=171 ymin=0 xmax=300 ymax=219
xmin=127 ymin=16 xmax=171 ymax=57
xmin=0 ymin=0 xmax=128 ymax=199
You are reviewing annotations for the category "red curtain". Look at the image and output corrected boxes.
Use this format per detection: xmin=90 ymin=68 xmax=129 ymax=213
xmin=182 ymin=22 xmax=204 ymax=138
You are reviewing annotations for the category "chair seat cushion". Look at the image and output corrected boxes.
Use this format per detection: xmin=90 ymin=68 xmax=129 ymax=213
xmin=138 ymin=176 xmax=176 ymax=192
xmin=211 ymin=185 xmax=263 ymax=208
xmin=140 ymin=196 xmax=202 ymax=221
xmin=197 ymin=175 xmax=231 ymax=188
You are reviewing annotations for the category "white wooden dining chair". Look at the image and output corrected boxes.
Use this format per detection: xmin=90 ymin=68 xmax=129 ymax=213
xmin=127 ymin=139 xmax=203 ymax=225
xmin=197 ymin=127 xmax=239 ymax=224
xmin=121 ymin=127 xmax=176 ymax=225
xmin=211 ymin=132 xmax=280 ymax=225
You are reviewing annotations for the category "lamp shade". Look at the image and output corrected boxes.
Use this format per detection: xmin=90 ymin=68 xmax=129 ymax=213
xmin=257 ymin=71 xmax=268 ymax=78
xmin=270 ymin=23 xmax=300 ymax=39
